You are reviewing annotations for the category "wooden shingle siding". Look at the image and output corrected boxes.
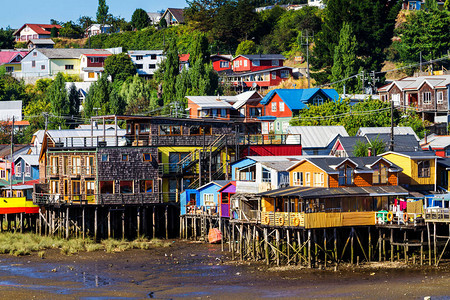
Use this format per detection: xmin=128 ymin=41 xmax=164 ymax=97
xmin=388 ymin=172 xmax=397 ymax=185
xmin=353 ymin=173 xmax=371 ymax=186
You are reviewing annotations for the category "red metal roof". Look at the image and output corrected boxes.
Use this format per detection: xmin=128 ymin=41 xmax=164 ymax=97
xmin=14 ymin=24 xmax=62 ymax=36
xmin=0 ymin=51 xmax=28 ymax=65
xmin=83 ymin=53 xmax=112 ymax=57
xmin=12 ymin=179 xmax=39 ymax=187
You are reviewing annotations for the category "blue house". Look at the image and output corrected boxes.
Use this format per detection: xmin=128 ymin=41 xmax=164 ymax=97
xmin=180 ymin=189 xmax=199 ymax=215
xmin=259 ymin=88 xmax=339 ymax=134
xmin=14 ymin=155 xmax=39 ymax=181
xmin=197 ymin=180 xmax=231 ymax=215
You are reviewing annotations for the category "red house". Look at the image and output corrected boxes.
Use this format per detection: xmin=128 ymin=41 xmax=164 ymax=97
xmin=225 ymin=54 xmax=292 ymax=90
xmin=210 ymin=54 xmax=233 ymax=72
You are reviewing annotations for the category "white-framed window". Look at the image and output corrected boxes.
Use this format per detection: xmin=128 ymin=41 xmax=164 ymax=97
xmin=262 ymin=167 xmax=271 ymax=182
xmin=271 ymin=72 xmax=276 ymax=80
xmin=392 ymin=94 xmax=400 ymax=106
xmin=25 ymin=163 xmax=31 ymax=176
xmin=203 ymin=193 xmax=215 ymax=206
xmin=437 ymin=91 xmax=444 ymax=104
xmin=65 ymin=65 xmax=74 ymax=70
xmin=280 ymin=70 xmax=289 ymax=78
xmin=16 ymin=162 xmax=22 ymax=177
xmin=0 ymin=170 xmax=5 ymax=178
xmin=31 ymin=61 xmax=36 ymax=68
xmin=272 ymin=59 xmax=279 ymax=66
xmin=234 ymin=61 xmax=239 ymax=68
xmin=422 ymin=92 xmax=431 ymax=104
xmin=276 ymin=121 xmax=280 ymax=131
xmin=220 ymin=61 xmax=229 ymax=68
xmin=90 ymin=57 xmax=100 ymax=63
xmin=293 ymin=172 xmax=303 ymax=186
xmin=252 ymin=60 xmax=260 ymax=66
xmin=305 ymin=172 xmax=311 ymax=186
xmin=279 ymin=102 xmax=285 ymax=112
xmin=313 ymin=172 xmax=324 ymax=187
xmin=135 ymin=55 xmax=143 ymax=60
xmin=6 ymin=66 xmax=13 ymax=72
xmin=271 ymin=102 xmax=277 ymax=112
xmin=244 ymin=60 xmax=248 ymax=67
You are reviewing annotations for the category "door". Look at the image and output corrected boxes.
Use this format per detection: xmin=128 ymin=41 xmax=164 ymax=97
xmin=221 ymin=192 xmax=230 ymax=218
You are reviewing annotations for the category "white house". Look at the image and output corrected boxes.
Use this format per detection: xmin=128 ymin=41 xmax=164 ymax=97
xmin=0 ymin=101 xmax=23 ymax=121
xmin=128 ymin=50 xmax=165 ymax=78
xmin=85 ymin=24 xmax=116 ymax=37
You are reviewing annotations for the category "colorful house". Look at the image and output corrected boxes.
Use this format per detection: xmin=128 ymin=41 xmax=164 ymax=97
xmin=197 ymin=180 xmax=231 ymax=215
xmin=180 ymin=189 xmax=199 ymax=215
xmin=421 ymin=135 xmax=450 ymax=157
xmin=259 ymin=88 xmax=340 ymax=134
xmin=287 ymin=126 xmax=348 ymax=155
xmin=14 ymin=155 xmax=39 ymax=182
xmin=80 ymin=52 xmax=112 ymax=81
xmin=218 ymin=181 xmax=236 ymax=218
xmin=0 ymin=51 xmax=28 ymax=73
xmin=380 ymin=151 xmax=438 ymax=191
xmin=211 ymin=54 xmax=233 ymax=72
xmin=13 ymin=24 xmax=61 ymax=42
xmin=128 ymin=50 xmax=165 ymax=79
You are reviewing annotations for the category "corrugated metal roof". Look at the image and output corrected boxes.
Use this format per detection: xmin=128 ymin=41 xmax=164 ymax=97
xmin=186 ymin=96 xmax=233 ymax=109
xmin=260 ymin=88 xmax=339 ymax=110
xmin=287 ymin=126 xmax=348 ymax=148
xmin=15 ymin=154 xmax=39 ymax=166
xmin=357 ymin=127 xmax=419 ymax=141
xmin=47 ymin=129 xmax=127 ymax=148
xmin=259 ymin=185 xmax=409 ymax=198
xmin=421 ymin=135 xmax=450 ymax=149
xmin=237 ymin=54 xmax=286 ymax=60
xmin=128 ymin=50 xmax=164 ymax=55
xmin=36 ymin=48 xmax=112 ymax=59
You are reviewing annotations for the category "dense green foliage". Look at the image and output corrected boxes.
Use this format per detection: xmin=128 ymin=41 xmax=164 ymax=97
xmin=104 ymin=53 xmax=137 ymax=82
xmin=353 ymin=136 xmax=386 ymax=157
xmin=96 ymin=0 xmax=110 ymax=24
xmin=393 ymin=9 xmax=450 ymax=63
xmin=0 ymin=27 xmax=14 ymax=49
xmin=131 ymin=8 xmax=151 ymax=30
xmin=235 ymin=40 xmax=257 ymax=56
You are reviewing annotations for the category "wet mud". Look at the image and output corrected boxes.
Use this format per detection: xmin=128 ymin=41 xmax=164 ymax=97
xmin=0 ymin=240 xmax=449 ymax=299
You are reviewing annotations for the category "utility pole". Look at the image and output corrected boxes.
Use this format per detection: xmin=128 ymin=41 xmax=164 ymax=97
xmin=390 ymin=98 xmax=394 ymax=151
xmin=300 ymin=30 xmax=314 ymax=89
xmin=359 ymin=70 xmax=367 ymax=94
xmin=10 ymin=116 xmax=14 ymax=196
xmin=370 ymin=71 xmax=379 ymax=95
xmin=419 ymin=51 xmax=423 ymax=73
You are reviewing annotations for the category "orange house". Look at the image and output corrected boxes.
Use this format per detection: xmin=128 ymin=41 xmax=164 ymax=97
xmin=287 ymin=156 xmax=401 ymax=188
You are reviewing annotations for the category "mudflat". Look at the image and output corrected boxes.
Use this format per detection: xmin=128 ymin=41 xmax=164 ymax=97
xmin=0 ymin=240 xmax=449 ymax=299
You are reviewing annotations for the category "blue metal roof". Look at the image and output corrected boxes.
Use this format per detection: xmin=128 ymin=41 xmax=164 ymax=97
xmin=260 ymin=88 xmax=339 ymax=110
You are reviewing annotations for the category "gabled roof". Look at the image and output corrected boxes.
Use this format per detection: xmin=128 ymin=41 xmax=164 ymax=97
xmin=0 ymin=51 xmax=28 ymax=65
xmin=287 ymin=126 xmax=348 ymax=148
xmin=25 ymin=48 xmax=112 ymax=60
xmin=421 ymin=135 xmax=450 ymax=150
xmin=27 ymin=39 xmax=55 ymax=45
xmin=128 ymin=50 xmax=164 ymax=56
xmin=13 ymin=24 xmax=61 ymax=36
xmin=217 ymin=181 xmax=236 ymax=193
xmin=259 ymin=160 xmax=299 ymax=172
xmin=14 ymin=154 xmax=39 ymax=166
xmin=378 ymin=75 xmax=450 ymax=92
xmin=210 ymin=54 xmax=233 ymax=61
xmin=198 ymin=180 xmax=231 ymax=191
xmin=230 ymin=66 xmax=292 ymax=77
xmin=260 ymin=88 xmax=339 ymax=110
xmin=185 ymin=96 xmax=233 ymax=109
xmin=162 ymin=8 xmax=185 ymax=23
xmin=233 ymin=54 xmax=286 ymax=61
xmin=332 ymin=136 xmax=367 ymax=157
xmin=357 ymin=127 xmax=419 ymax=141
xmin=380 ymin=151 xmax=438 ymax=159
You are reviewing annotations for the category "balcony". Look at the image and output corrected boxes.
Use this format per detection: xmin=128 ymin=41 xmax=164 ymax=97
xmin=46 ymin=166 xmax=96 ymax=177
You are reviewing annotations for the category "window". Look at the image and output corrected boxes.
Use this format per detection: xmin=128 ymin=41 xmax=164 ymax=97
xmin=244 ymin=60 xmax=248 ymax=67
xmin=280 ymin=70 xmax=289 ymax=78
xmin=234 ymin=61 xmax=239 ymax=68
xmin=140 ymin=180 xmax=153 ymax=193
xmin=136 ymin=55 xmax=143 ymax=60
xmin=220 ymin=109 xmax=226 ymax=117
xmin=120 ymin=181 xmax=133 ymax=193
xmin=33 ymin=52 xmax=37 ymax=57
xmin=122 ymin=154 xmax=129 ymax=161
xmin=422 ymin=92 xmax=431 ymax=104
xmin=6 ymin=66 xmax=13 ymax=72
xmin=279 ymin=102 xmax=285 ymax=112
xmin=25 ymin=163 xmax=31 ymax=176
xmin=50 ymin=156 xmax=58 ymax=175
xmin=72 ymin=180 xmax=81 ymax=195
xmin=313 ymin=95 xmax=324 ymax=106
xmin=65 ymin=65 xmax=74 ymax=70
xmin=50 ymin=180 xmax=59 ymax=194
xmin=272 ymin=59 xmax=279 ymax=66
xmin=220 ymin=61 xmax=229 ymax=68
xmin=100 ymin=181 xmax=114 ymax=194
xmin=86 ymin=156 xmax=94 ymax=175
xmin=101 ymin=154 xmax=109 ymax=162
xmin=143 ymin=153 xmax=152 ymax=162
xmin=252 ymin=60 xmax=260 ymax=67
xmin=150 ymin=54 xmax=157 ymax=60
xmin=32 ymin=61 xmax=36 ymax=68
xmin=305 ymin=172 xmax=311 ymax=186
xmin=71 ymin=156 xmax=81 ymax=175
xmin=373 ymin=163 xmax=388 ymax=184
xmin=140 ymin=123 xmax=150 ymax=132
xmin=437 ymin=91 xmax=444 ymax=104
xmin=1 ymin=170 xmax=5 ymax=178
xmin=293 ymin=172 xmax=303 ymax=186
xmin=262 ymin=167 xmax=271 ymax=182
xmin=271 ymin=72 xmax=276 ymax=80
xmin=271 ymin=102 xmax=277 ymax=112
xmin=86 ymin=181 xmax=95 ymax=195
xmin=189 ymin=125 xmax=211 ymax=135
xmin=203 ymin=193 xmax=215 ymax=206
xmin=16 ymin=162 xmax=22 ymax=177
xmin=276 ymin=121 xmax=280 ymax=131
xmin=90 ymin=57 xmax=100 ymax=63
xmin=418 ymin=160 xmax=430 ymax=178
xmin=88 ymin=72 xmax=95 ymax=78
xmin=313 ymin=172 xmax=324 ymax=187
xmin=149 ymin=64 xmax=156 ymax=69
xmin=159 ymin=125 xmax=182 ymax=135
xmin=338 ymin=165 xmax=354 ymax=185
xmin=136 ymin=64 xmax=143 ymax=69
xmin=392 ymin=94 xmax=400 ymax=106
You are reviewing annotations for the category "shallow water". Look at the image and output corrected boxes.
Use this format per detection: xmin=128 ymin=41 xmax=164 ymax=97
xmin=0 ymin=241 xmax=449 ymax=299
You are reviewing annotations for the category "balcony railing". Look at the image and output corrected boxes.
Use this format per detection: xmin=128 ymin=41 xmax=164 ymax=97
xmin=33 ymin=192 xmax=175 ymax=205
xmin=425 ymin=207 xmax=450 ymax=222
xmin=46 ymin=166 xmax=96 ymax=177
xmin=375 ymin=210 xmax=424 ymax=226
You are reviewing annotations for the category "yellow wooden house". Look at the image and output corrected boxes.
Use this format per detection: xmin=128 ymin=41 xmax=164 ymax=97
xmin=380 ymin=151 xmax=437 ymax=191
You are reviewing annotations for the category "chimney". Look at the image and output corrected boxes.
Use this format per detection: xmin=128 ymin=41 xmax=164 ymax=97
xmin=424 ymin=134 xmax=427 ymax=145
xmin=368 ymin=147 xmax=372 ymax=157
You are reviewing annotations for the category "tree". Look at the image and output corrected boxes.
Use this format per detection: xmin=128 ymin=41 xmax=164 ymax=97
xmin=97 ymin=0 xmax=109 ymax=24
xmin=353 ymin=136 xmax=386 ymax=157
xmin=131 ymin=8 xmax=151 ymax=30
xmin=0 ymin=27 xmax=14 ymax=49
xmin=184 ymin=0 xmax=226 ymax=32
xmin=159 ymin=18 xmax=167 ymax=28
xmin=120 ymin=74 xmax=153 ymax=113
xmin=68 ymin=83 xmax=80 ymax=118
xmin=162 ymin=39 xmax=179 ymax=107
xmin=330 ymin=23 xmax=359 ymax=93
xmin=78 ymin=16 xmax=94 ymax=32
xmin=235 ymin=40 xmax=257 ymax=56
xmin=104 ymin=53 xmax=136 ymax=82
xmin=59 ymin=21 xmax=83 ymax=39
xmin=0 ymin=72 xmax=28 ymax=102
xmin=83 ymin=75 xmax=112 ymax=118
xmin=50 ymin=27 xmax=59 ymax=38
xmin=46 ymin=73 xmax=69 ymax=128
